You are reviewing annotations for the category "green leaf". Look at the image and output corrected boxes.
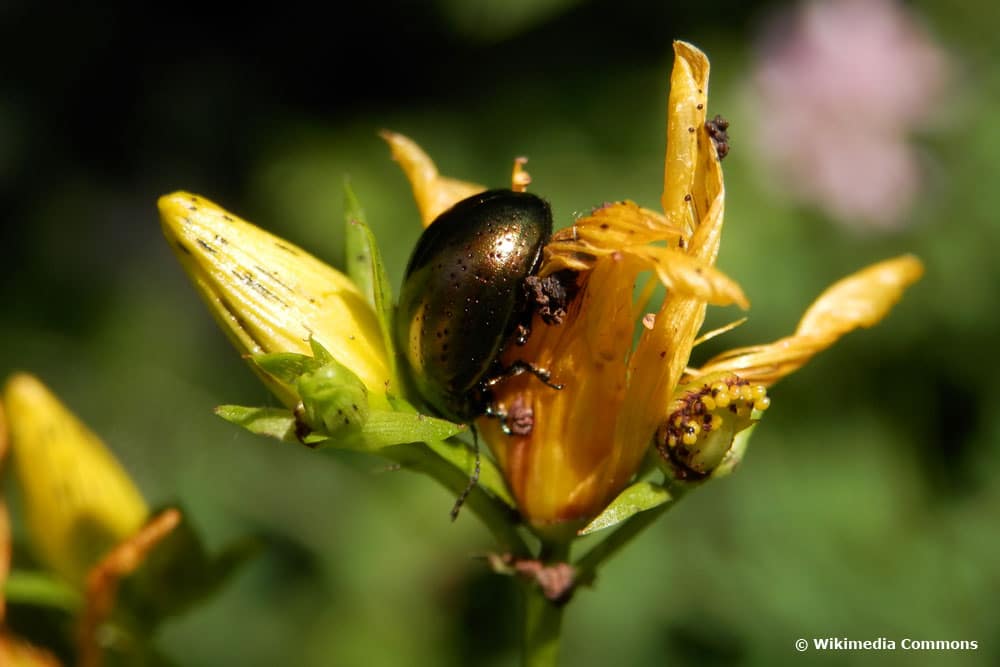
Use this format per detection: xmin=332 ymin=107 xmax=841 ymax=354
xmin=577 ymin=480 xmax=673 ymax=536
xmin=344 ymin=183 xmax=398 ymax=385
xmin=332 ymin=410 xmax=466 ymax=450
xmin=3 ymin=569 xmax=82 ymax=612
xmin=344 ymin=181 xmax=375 ymax=305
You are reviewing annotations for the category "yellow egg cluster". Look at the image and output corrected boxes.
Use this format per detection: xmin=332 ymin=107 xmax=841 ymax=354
xmin=655 ymin=375 xmax=769 ymax=478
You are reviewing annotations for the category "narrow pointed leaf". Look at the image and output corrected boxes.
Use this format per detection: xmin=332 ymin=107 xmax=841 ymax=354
xmin=344 ymin=181 xmax=375 ymax=303
xmin=339 ymin=410 xmax=465 ymax=450
xmin=578 ymin=481 xmax=672 ymax=536
xmin=344 ymin=184 xmax=398 ymax=386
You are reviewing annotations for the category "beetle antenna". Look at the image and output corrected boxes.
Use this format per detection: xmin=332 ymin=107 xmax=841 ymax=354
xmin=450 ymin=425 xmax=481 ymax=521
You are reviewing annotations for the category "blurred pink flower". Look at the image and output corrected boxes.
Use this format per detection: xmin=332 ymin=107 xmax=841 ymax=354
xmin=751 ymin=0 xmax=951 ymax=229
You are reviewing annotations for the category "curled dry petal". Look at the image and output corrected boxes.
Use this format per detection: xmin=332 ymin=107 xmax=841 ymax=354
xmin=77 ymin=508 xmax=182 ymax=667
xmin=692 ymin=255 xmax=924 ymax=385
xmin=542 ymin=202 xmax=747 ymax=308
xmin=380 ymin=130 xmax=486 ymax=227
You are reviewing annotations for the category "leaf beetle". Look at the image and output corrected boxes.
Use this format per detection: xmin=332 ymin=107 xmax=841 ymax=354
xmin=395 ymin=188 xmax=565 ymax=432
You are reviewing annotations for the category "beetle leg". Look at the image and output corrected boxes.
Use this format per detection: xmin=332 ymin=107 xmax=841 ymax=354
xmin=450 ymin=425 xmax=481 ymax=521
xmin=484 ymin=360 xmax=564 ymax=391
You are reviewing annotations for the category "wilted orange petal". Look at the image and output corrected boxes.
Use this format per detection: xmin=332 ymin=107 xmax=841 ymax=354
xmin=693 ymin=255 xmax=924 ymax=385
xmin=381 ymin=131 xmax=485 ymax=227
xmin=795 ymin=254 xmax=924 ymax=338
xmin=77 ymin=508 xmax=182 ymax=667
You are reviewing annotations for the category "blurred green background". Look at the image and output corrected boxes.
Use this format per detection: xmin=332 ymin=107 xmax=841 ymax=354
xmin=2 ymin=0 xmax=998 ymax=665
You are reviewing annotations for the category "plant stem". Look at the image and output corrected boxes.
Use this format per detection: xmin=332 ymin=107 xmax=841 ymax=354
xmin=382 ymin=442 xmax=530 ymax=557
xmin=522 ymin=541 xmax=570 ymax=667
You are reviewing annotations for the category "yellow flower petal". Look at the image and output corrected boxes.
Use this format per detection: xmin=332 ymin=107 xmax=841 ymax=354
xmin=542 ymin=202 xmax=746 ymax=308
xmin=3 ymin=374 xmax=149 ymax=587
xmin=692 ymin=255 xmax=925 ymax=385
xmin=627 ymin=245 xmax=747 ymax=308
xmin=662 ymin=40 xmax=720 ymax=243
xmin=622 ymin=40 xmax=727 ymax=453
xmin=380 ymin=130 xmax=485 ymax=227
xmin=158 ymin=192 xmax=393 ymax=408
xmin=479 ymin=258 xmax=637 ymax=530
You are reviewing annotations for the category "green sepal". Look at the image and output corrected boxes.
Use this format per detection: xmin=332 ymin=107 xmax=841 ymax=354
xmin=249 ymin=351 xmax=324 ymax=385
xmin=710 ymin=421 xmax=757 ymax=479
xmin=3 ymin=569 xmax=82 ymax=612
xmin=577 ymin=481 xmax=673 ymax=536
xmin=214 ymin=405 xmax=309 ymax=442
xmin=344 ymin=182 xmax=398 ymax=385
xmin=296 ymin=359 xmax=370 ymax=435
xmin=249 ymin=339 xmax=372 ymax=438
xmin=214 ymin=405 xmax=466 ymax=451
xmin=346 ymin=410 xmax=466 ymax=450
xmin=248 ymin=338 xmax=337 ymax=387
xmin=307 ymin=336 xmax=335 ymax=364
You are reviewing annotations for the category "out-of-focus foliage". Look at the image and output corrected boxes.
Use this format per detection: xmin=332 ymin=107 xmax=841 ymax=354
xmin=1 ymin=0 xmax=997 ymax=665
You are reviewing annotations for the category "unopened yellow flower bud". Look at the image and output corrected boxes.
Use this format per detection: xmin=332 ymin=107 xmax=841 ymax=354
xmin=158 ymin=192 xmax=393 ymax=409
xmin=3 ymin=374 xmax=149 ymax=587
